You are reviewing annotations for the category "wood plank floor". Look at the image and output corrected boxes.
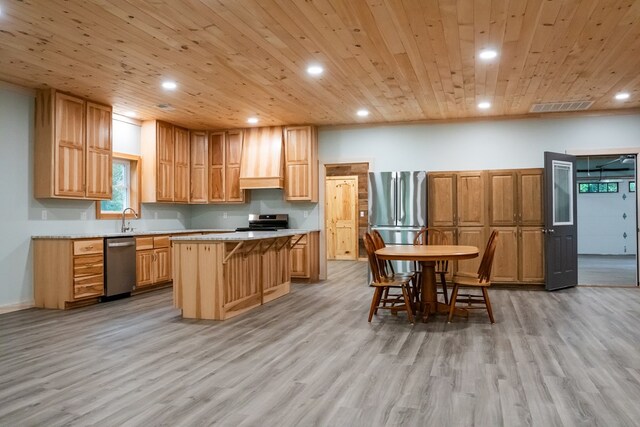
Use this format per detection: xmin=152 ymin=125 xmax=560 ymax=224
xmin=2 ymin=261 xmax=640 ymax=426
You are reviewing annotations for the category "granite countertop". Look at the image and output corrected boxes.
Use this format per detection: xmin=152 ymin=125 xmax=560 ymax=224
xmin=31 ymin=229 xmax=235 ymax=240
xmin=171 ymin=229 xmax=319 ymax=242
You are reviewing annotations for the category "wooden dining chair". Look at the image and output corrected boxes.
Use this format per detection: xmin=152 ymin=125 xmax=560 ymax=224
xmin=371 ymin=229 xmax=417 ymax=302
xmin=447 ymin=230 xmax=499 ymax=323
xmin=413 ymin=227 xmax=450 ymax=304
xmin=364 ymin=233 xmax=415 ymax=324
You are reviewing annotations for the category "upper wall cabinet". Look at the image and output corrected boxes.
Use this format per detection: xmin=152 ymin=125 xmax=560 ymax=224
xmin=428 ymin=173 xmax=456 ymax=227
xmin=34 ymin=89 xmax=112 ymax=200
xmin=284 ymin=125 xmax=318 ymax=202
xmin=141 ymin=120 xmax=190 ymax=203
xmin=457 ymin=171 xmax=486 ymax=226
xmin=190 ymin=131 xmax=208 ymax=204
xmin=208 ymin=130 xmax=248 ymax=204
xmin=488 ymin=169 xmax=543 ymax=226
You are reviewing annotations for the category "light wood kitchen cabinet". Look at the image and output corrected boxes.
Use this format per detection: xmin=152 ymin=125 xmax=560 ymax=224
xmin=518 ymin=169 xmax=544 ymax=226
xmin=174 ymin=126 xmax=190 ymax=203
xmin=34 ymin=238 xmax=105 ymax=309
xmin=490 ymin=227 xmax=519 ymax=282
xmin=519 ymin=227 xmax=544 ymax=282
xmin=489 ymin=171 xmax=517 ymax=226
xmin=290 ymin=231 xmax=320 ymax=281
xmin=226 ymin=130 xmax=247 ymax=202
xmin=456 ymin=227 xmax=486 ymax=278
xmin=457 ymin=171 xmax=486 ymax=226
xmin=142 ymin=120 xmax=192 ymax=203
xmin=206 ymin=130 xmax=247 ymax=203
xmin=428 ymin=173 xmax=456 ymax=227
xmin=34 ymin=89 xmax=112 ymax=200
xmin=135 ymin=235 xmax=172 ymax=287
xmin=284 ymin=125 xmax=318 ymax=202
xmin=190 ymin=131 xmax=208 ymax=203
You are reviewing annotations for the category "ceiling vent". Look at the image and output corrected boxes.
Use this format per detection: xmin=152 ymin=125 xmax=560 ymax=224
xmin=156 ymin=103 xmax=175 ymax=111
xmin=529 ymin=101 xmax=594 ymax=113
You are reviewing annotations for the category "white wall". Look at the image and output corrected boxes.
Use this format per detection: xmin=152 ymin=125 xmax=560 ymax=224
xmin=578 ymin=179 xmax=637 ymax=255
xmin=0 ymin=86 xmax=190 ymax=311
xmin=319 ymin=115 xmax=640 ymax=171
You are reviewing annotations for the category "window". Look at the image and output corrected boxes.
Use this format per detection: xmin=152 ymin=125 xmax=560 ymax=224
xmin=630 ymin=181 xmax=636 ymax=192
xmin=578 ymin=182 xmax=619 ymax=193
xmin=96 ymin=153 xmax=141 ymax=219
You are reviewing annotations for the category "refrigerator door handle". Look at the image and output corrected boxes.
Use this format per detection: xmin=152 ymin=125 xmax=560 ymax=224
xmin=399 ymin=175 xmax=406 ymax=224
xmin=390 ymin=175 xmax=396 ymax=224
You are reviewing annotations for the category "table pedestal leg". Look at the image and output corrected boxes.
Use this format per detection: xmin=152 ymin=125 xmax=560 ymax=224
xmin=420 ymin=261 xmax=465 ymax=321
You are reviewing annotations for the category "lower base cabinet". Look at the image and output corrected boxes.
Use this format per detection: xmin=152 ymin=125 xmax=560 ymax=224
xmin=34 ymin=238 xmax=105 ymax=309
xmin=490 ymin=226 xmax=544 ymax=284
xmin=290 ymin=231 xmax=320 ymax=281
xmin=135 ymin=236 xmax=172 ymax=288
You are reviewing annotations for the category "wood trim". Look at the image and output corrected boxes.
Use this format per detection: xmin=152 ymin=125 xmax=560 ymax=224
xmin=95 ymin=152 xmax=141 ymax=219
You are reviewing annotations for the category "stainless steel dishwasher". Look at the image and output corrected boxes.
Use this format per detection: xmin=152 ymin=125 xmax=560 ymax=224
xmin=104 ymin=236 xmax=137 ymax=298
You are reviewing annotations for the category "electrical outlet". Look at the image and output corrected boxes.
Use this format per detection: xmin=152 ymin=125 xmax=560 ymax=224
xmin=360 ymin=211 xmax=365 ymax=218
xmin=80 ymin=212 xmax=87 ymax=220
xmin=41 ymin=210 xmax=47 ymax=220
xmin=223 ymin=212 xmax=228 ymax=219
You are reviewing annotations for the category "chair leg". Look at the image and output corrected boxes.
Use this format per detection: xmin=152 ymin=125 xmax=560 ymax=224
xmin=482 ymin=287 xmax=495 ymax=324
xmin=439 ymin=273 xmax=448 ymax=305
xmin=447 ymin=285 xmax=459 ymax=323
xmin=369 ymin=287 xmax=382 ymax=322
xmin=401 ymin=284 xmax=415 ymax=324
xmin=381 ymin=287 xmax=389 ymax=308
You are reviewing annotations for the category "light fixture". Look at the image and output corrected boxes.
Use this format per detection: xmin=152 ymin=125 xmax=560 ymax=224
xmin=307 ymin=65 xmax=324 ymax=76
xmin=615 ymin=92 xmax=630 ymax=100
xmin=162 ymin=81 xmax=177 ymax=90
xmin=478 ymin=49 xmax=498 ymax=60
xmin=477 ymin=101 xmax=491 ymax=110
xmin=123 ymin=111 xmax=137 ymax=118
xmin=356 ymin=109 xmax=369 ymax=117
xmin=247 ymin=117 xmax=259 ymax=124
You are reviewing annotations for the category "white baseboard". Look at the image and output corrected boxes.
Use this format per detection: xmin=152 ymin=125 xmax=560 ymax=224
xmin=0 ymin=301 xmax=35 ymax=314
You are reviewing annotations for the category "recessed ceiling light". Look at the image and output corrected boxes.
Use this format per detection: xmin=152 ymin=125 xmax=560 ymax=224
xmin=247 ymin=117 xmax=259 ymax=124
xmin=615 ymin=92 xmax=630 ymax=100
xmin=123 ymin=111 xmax=137 ymax=118
xmin=307 ymin=65 xmax=324 ymax=76
xmin=479 ymin=49 xmax=498 ymax=60
xmin=356 ymin=109 xmax=369 ymax=117
xmin=478 ymin=101 xmax=491 ymax=109
xmin=162 ymin=81 xmax=177 ymax=90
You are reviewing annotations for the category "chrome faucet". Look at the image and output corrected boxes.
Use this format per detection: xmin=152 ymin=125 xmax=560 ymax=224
xmin=121 ymin=208 xmax=139 ymax=233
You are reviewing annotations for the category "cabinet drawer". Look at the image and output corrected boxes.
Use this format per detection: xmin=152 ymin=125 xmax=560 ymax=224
xmin=136 ymin=236 xmax=154 ymax=251
xmin=74 ymin=254 xmax=104 ymax=276
xmin=153 ymin=236 xmax=170 ymax=248
xmin=73 ymin=239 xmax=103 ymax=256
xmin=73 ymin=277 xmax=104 ymax=299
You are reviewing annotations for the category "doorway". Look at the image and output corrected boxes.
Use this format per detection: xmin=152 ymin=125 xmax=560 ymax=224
xmin=576 ymin=154 xmax=638 ymax=286
xmin=325 ymin=176 xmax=358 ymax=260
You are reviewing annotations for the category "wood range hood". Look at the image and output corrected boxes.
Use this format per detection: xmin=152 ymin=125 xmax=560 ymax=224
xmin=239 ymin=126 xmax=285 ymax=189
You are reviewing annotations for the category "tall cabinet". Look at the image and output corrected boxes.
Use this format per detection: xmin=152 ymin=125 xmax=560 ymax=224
xmin=34 ymin=89 xmax=112 ymax=200
xmin=284 ymin=125 xmax=318 ymax=202
xmin=488 ymin=169 xmax=544 ymax=283
xmin=428 ymin=169 xmax=544 ymax=284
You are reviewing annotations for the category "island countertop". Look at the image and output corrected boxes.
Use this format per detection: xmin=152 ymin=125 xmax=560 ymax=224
xmin=171 ymin=229 xmax=319 ymax=242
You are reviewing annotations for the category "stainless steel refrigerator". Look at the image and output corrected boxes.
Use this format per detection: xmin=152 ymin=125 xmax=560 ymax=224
xmin=368 ymin=171 xmax=427 ymax=275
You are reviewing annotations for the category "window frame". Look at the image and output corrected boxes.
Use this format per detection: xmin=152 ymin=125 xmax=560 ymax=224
xmin=96 ymin=152 xmax=141 ymax=219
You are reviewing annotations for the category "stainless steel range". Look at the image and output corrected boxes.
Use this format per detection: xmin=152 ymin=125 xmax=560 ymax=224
xmin=235 ymin=214 xmax=289 ymax=232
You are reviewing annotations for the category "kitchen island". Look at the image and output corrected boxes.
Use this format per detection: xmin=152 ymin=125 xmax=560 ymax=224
xmin=171 ymin=230 xmax=316 ymax=320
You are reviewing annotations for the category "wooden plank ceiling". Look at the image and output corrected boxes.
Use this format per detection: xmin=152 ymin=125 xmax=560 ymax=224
xmin=0 ymin=0 xmax=639 ymax=129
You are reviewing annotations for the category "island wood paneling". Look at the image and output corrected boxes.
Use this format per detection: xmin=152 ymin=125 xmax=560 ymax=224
xmin=325 ymin=163 xmax=369 ymax=259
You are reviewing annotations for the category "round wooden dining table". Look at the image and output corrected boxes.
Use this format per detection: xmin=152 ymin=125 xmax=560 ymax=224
xmin=375 ymin=245 xmax=479 ymax=321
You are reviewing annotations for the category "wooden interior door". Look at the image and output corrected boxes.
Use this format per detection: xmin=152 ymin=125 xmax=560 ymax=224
xmin=326 ymin=176 xmax=358 ymax=260
xmin=85 ymin=102 xmax=112 ymax=199
xmin=54 ymin=93 xmax=85 ymax=197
